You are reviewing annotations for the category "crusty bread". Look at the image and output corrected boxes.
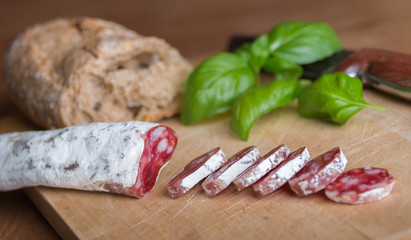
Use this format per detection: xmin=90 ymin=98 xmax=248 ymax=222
xmin=4 ymin=17 xmax=192 ymax=129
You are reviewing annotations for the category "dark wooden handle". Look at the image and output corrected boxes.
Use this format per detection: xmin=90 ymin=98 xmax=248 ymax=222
xmin=334 ymin=48 xmax=411 ymax=87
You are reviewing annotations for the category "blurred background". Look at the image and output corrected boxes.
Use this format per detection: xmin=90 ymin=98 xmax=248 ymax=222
xmin=1 ymin=0 xmax=411 ymax=60
xmin=0 ymin=0 xmax=410 ymax=238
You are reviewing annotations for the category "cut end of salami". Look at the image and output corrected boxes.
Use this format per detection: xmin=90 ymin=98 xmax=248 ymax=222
xmin=288 ymin=147 xmax=347 ymax=197
xmin=325 ymin=167 xmax=395 ymax=204
xmin=233 ymin=144 xmax=291 ymax=191
xmin=253 ymin=146 xmax=310 ymax=197
xmin=130 ymin=125 xmax=178 ymax=198
xmin=202 ymin=146 xmax=260 ymax=197
xmin=167 ymin=147 xmax=227 ymax=198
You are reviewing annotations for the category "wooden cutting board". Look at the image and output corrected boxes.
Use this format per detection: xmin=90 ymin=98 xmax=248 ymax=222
xmin=0 ymin=83 xmax=410 ymax=239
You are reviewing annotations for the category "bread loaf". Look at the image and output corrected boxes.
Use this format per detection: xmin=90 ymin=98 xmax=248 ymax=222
xmin=4 ymin=17 xmax=192 ymax=129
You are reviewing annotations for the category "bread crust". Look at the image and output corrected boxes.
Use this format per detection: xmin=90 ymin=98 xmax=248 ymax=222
xmin=4 ymin=17 xmax=192 ymax=129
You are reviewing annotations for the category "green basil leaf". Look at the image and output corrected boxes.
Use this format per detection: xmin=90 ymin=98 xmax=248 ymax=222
xmin=268 ymin=21 xmax=342 ymax=64
xmin=231 ymin=78 xmax=301 ymax=140
xmin=298 ymin=72 xmax=386 ymax=124
xmin=249 ymin=34 xmax=270 ymax=72
xmin=181 ymin=53 xmax=255 ymax=125
xmin=263 ymin=57 xmax=303 ymax=80
xmin=235 ymin=35 xmax=270 ymax=72
xmin=235 ymin=43 xmax=252 ymax=62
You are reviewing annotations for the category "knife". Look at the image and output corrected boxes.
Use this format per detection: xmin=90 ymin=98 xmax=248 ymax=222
xmin=228 ymin=36 xmax=411 ymax=102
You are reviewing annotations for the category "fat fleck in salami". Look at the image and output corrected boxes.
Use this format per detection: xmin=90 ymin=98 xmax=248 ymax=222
xmin=325 ymin=167 xmax=395 ymax=204
xmin=288 ymin=147 xmax=347 ymax=197
xmin=167 ymin=147 xmax=227 ymax=198
xmin=233 ymin=144 xmax=291 ymax=191
xmin=202 ymin=146 xmax=260 ymax=197
xmin=0 ymin=121 xmax=177 ymax=198
xmin=253 ymin=146 xmax=310 ymax=196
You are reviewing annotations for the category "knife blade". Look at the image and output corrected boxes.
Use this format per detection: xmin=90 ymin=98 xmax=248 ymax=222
xmin=228 ymin=36 xmax=411 ymax=102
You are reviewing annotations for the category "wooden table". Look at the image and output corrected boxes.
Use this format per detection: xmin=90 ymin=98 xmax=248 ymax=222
xmin=0 ymin=0 xmax=410 ymax=239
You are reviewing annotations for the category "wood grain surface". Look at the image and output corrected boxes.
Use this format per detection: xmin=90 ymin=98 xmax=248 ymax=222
xmin=0 ymin=190 xmax=60 ymax=240
xmin=0 ymin=0 xmax=411 ymax=239
xmin=23 ymin=89 xmax=410 ymax=240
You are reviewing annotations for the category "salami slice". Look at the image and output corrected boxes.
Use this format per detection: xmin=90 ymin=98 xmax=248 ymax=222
xmin=233 ymin=144 xmax=291 ymax=191
xmin=202 ymin=146 xmax=260 ymax=196
xmin=167 ymin=147 xmax=227 ymax=198
xmin=325 ymin=167 xmax=395 ymax=204
xmin=253 ymin=146 xmax=310 ymax=196
xmin=288 ymin=147 xmax=347 ymax=197
xmin=0 ymin=121 xmax=177 ymax=198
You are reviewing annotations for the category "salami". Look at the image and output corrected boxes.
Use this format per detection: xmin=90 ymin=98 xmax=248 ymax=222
xmin=202 ymin=146 xmax=260 ymax=196
xmin=233 ymin=144 xmax=291 ymax=191
xmin=253 ymin=146 xmax=310 ymax=196
xmin=0 ymin=121 xmax=177 ymax=198
xmin=325 ymin=167 xmax=395 ymax=204
xmin=167 ymin=147 xmax=227 ymax=198
xmin=288 ymin=147 xmax=347 ymax=197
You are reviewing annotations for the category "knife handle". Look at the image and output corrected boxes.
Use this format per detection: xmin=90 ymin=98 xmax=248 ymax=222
xmin=334 ymin=48 xmax=411 ymax=87
xmin=334 ymin=48 xmax=411 ymax=101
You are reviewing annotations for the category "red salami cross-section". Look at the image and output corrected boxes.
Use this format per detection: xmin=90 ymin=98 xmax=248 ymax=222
xmin=325 ymin=167 xmax=395 ymax=204
xmin=233 ymin=144 xmax=291 ymax=191
xmin=0 ymin=121 xmax=177 ymax=198
xmin=288 ymin=147 xmax=347 ymax=197
xmin=167 ymin=147 xmax=227 ymax=198
xmin=131 ymin=124 xmax=178 ymax=198
xmin=253 ymin=146 xmax=310 ymax=196
xmin=202 ymin=146 xmax=260 ymax=197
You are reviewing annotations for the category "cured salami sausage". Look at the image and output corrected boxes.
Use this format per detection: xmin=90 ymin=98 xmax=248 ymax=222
xmin=288 ymin=147 xmax=347 ymax=197
xmin=325 ymin=167 xmax=395 ymax=204
xmin=253 ymin=146 xmax=310 ymax=196
xmin=233 ymin=144 xmax=291 ymax=191
xmin=202 ymin=146 xmax=260 ymax=196
xmin=0 ymin=121 xmax=177 ymax=198
xmin=167 ymin=147 xmax=227 ymax=198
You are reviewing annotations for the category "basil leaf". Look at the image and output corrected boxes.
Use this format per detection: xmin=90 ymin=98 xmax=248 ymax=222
xmin=235 ymin=43 xmax=252 ymax=62
xmin=235 ymin=35 xmax=270 ymax=72
xmin=268 ymin=21 xmax=342 ymax=64
xmin=231 ymin=78 xmax=301 ymax=140
xmin=181 ymin=53 xmax=255 ymax=125
xmin=249 ymin=34 xmax=270 ymax=72
xmin=298 ymin=72 xmax=386 ymax=124
xmin=263 ymin=57 xmax=303 ymax=80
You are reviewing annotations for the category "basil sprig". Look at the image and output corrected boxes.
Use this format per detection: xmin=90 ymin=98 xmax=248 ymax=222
xmin=268 ymin=21 xmax=342 ymax=64
xmin=298 ymin=73 xmax=386 ymax=124
xmin=231 ymin=59 xmax=303 ymax=140
xmin=181 ymin=21 xmax=385 ymax=141
xmin=181 ymin=53 xmax=255 ymax=125
xmin=231 ymin=78 xmax=301 ymax=140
